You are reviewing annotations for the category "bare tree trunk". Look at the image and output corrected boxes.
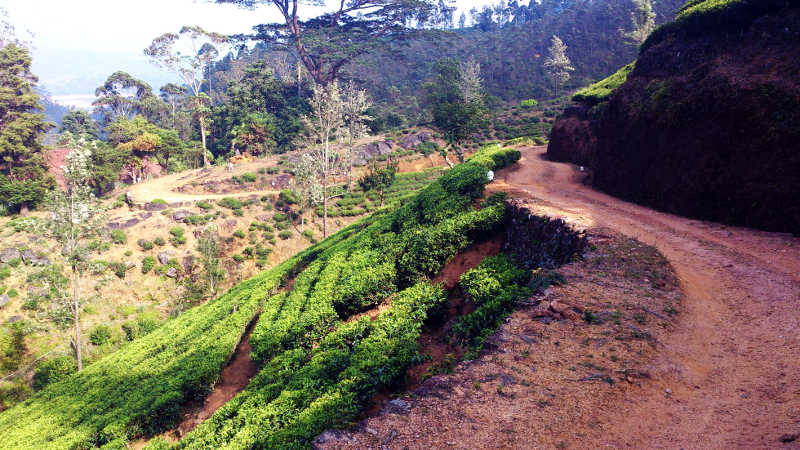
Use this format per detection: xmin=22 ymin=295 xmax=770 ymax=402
xmin=322 ymin=189 xmax=328 ymax=238
xmin=200 ymin=115 xmax=209 ymax=167
xmin=72 ymin=268 xmax=82 ymax=371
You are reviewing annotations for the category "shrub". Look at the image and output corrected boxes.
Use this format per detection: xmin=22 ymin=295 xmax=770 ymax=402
xmin=110 ymin=230 xmax=127 ymax=245
xmin=233 ymin=254 xmax=245 ymax=263
xmin=7 ymin=257 xmax=20 ymax=268
xmin=7 ymin=288 xmax=18 ymax=298
xmin=520 ymin=98 xmax=538 ymax=109
xmin=89 ymin=324 xmax=112 ymax=346
xmin=153 ymin=237 xmax=165 ymax=246
xmin=151 ymin=198 xmax=168 ymax=205
xmin=109 ymin=262 xmax=127 ymax=279
xmin=197 ymin=201 xmax=213 ymax=210
xmin=278 ymin=230 xmax=293 ymax=240
xmin=169 ymin=227 xmax=186 ymax=246
xmin=141 ymin=256 xmax=156 ymax=274
xmin=0 ymin=266 xmax=9 ymax=281
xmin=32 ymin=356 xmax=77 ymax=391
xmin=219 ymin=197 xmax=244 ymax=210
xmin=279 ymin=190 xmax=298 ymax=205
xmin=138 ymin=240 xmax=154 ymax=251
xmin=233 ymin=230 xmax=246 ymax=239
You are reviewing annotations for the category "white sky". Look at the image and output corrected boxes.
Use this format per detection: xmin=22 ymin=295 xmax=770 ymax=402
xmin=1 ymin=0 xmax=490 ymax=107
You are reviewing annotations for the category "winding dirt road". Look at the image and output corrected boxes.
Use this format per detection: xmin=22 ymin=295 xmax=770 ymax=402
xmin=490 ymin=146 xmax=800 ymax=448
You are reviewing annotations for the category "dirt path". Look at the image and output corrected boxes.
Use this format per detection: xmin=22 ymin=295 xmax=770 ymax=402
xmin=124 ymin=167 xmax=280 ymax=204
xmin=488 ymin=146 xmax=800 ymax=447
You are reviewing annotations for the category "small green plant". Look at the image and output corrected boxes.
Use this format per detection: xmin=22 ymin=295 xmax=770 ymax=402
xmin=233 ymin=254 xmax=245 ymax=263
xmin=197 ymin=200 xmax=213 ymax=210
xmin=520 ymin=98 xmax=538 ymax=109
xmin=141 ymin=256 xmax=157 ymax=274
xmin=169 ymin=227 xmax=186 ymax=246
xmin=233 ymin=230 xmax=245 ymax=239
xmin=138 ymin=240 xmax=154 ymax=251
xmin=8 ymin=257 xmax=21 ymax=268
xmin=151 ymin=198 xmax=168 ymax=205
xmin=0 ymin=266 xmax=10 ymax=280
xmin=7 ymin=288 xmax=18 ymax=298
xmin=278 ymin=230 xmax=292 ymax=240
xmin=109 ymin=262 xmax=127 ymax=279
xmin=124 ymin=250 xmax=132 ymax=257
xmin=89 ymin=324 xmax=112 ymax=346
xmin=110 ymin=230 xmax=127 ymax=245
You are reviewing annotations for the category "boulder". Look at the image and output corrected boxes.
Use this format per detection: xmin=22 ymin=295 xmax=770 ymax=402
xmin=270 ymin=174 xmax=292 ymax=189
xmin=126 ymin=261 xmax=136 ymax=270
xmin=109 ymin=218 xmax=140 ymax=230
xmin=20 ymin=249 xmax=48 ymax=266
xmin=0 ymin=295 xmax=9 ymax=308
xmin=157 ymin=252 xmax=170 ymax=265
xmin=352 ymin=140 xmax=395 ymax=166
xmin=0 ymin=248 xmax=20 ymax=263
xmin=144 ymin=202 xmax=168 ymax=211
xmin=182 ymin=255 xmax=195 ymax=272
xmin=382 ymin=398 xmax=412 ymax=415
xmin=7 ymin=315 xmax=22 ymax=324
xmin=400 ymin=132 xmax=432 ymax=149
xmin=173 ymin=210 xmax=193 ymax=222
xmin=165 ymin=267 xmax=178 ymax=278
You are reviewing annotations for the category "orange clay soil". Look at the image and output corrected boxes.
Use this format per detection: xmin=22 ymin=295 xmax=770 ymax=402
xmin=316 ymin=146 xmax=800 ymax=449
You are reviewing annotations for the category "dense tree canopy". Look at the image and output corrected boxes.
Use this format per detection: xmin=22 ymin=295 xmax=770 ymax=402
xmin=0 ymin=43 xmax=53 ymax=211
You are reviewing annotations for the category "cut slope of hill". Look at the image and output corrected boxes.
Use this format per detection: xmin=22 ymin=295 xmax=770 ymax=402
xmin=547 ymin=0 xmax=800 ymax=234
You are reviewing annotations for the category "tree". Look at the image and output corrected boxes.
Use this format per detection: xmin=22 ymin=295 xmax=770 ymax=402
xmin=625 ymin=0 xmax=656 ymax=45
xmin=145 ymin=26 xmax=229 ymax=166
xmin=38 ymin=144 xmax=107 ymax=371
xmin=543 ymin=35 xmax=574 ymax=97
xmin=426 ymin=58 xmax=487 ymax=163
xmin=216 ymin=0 xmax=438 ymax=86
xmin=340 ymin=81 xmax=371 ymax=188
xmin=196 ymin=228 xmax=224 ymax=297
xmin=93 ymin=71 xmax=155 ymax=124
xmin=291 ymin=153 xmax=322 ymax=232
xmin=0 ymin=43 xmax=54 ymax=213
xmin=299 ymin=81 xmax=347 ymax=238
xmin=60 ymin=111 xmax=99 ymax=140
xmin=359 ymin=159 xmax=396 ymax=206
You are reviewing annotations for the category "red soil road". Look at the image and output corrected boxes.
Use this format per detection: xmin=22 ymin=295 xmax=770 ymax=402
xmin=488 ymin=146 xmax=800 ymax=448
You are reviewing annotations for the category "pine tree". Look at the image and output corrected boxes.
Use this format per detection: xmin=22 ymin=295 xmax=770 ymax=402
xmin=0 ymin=43 xmax=53 ymax=212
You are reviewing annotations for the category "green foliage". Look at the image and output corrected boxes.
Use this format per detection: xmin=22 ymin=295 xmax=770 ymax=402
xmin=279 ymin=189 xmax=299 ymax=205
xmin=7 ymin=288 xmax=18 ymax=298
xmin=151 ymin=198 xmax=168 ymax=205
xmin=573 ymin=62 xmax=635 ymax=105
xmin=196 ymin=200 xmax=213 ymax=210
xmin=32 ymin=356 xmax=78 ymax=391
xmin=110 ymin=230 xmax=127 ymax=245
xmin=233 ymin=230 xmax=246 ymax=239
xmin=141 ymin=256 xmax=157 ymax=274
xmin=452 ymin=255 xmax=531 ymax=358
xmin=520 ymin=99 xmax=539 ymax=109
xmin=169 ymin=227 xmax=186 ymax=246
xmin=153 ymin=237 xmax=166 ymax=246
xmin=138 ymin=240 xmax=154 ymax=251
xmin=89 ymin=324 xmax=113 ymax=346
xmin=7 ymin=257 xmax=20 ymax=268
xmin=0 ymin=266 xmax=9 ymax=281
xmin=109 ymin=262 xmax=127 ymax=279
xmin=218 ymin=197 xmax=244 ymax=210
xmin=278 ymin=230 xmax=293 ymax=240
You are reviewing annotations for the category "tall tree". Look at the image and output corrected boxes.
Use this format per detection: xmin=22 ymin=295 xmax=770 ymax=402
xmin=0 ymin=43 xmax=53 ymax=213
xmin=60 ymin=110 xmax=99 ymax=140
xmin=93 ymin=71 xmax=155 ymax=124
xmin=216 ymin=0 xmax=438 ymax=86
xmin=300 ymin=81 xmax=347 ymax=238
xmin=145 ymin=26 xmax=229 ymax=166
xmin=38 ymin=145 xmax=106 ymax=371
xmin=291 ymin=153 xmax=321 ymax=232
xmin=625 ymin=0 xmax=656 ymax=44
xmin=340 ymin=81 xmax=372 ymax=188
xmin=543 ymin=35 xmax=574 ymax=97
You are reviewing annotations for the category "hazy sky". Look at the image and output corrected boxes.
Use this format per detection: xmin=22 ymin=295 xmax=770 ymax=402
xmin=1 ymin=0 xmax=489 ymax=107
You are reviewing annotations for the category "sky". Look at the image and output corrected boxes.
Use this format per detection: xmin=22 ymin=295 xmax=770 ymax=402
xmin=1 ymin=0 xmax=490 ymax=108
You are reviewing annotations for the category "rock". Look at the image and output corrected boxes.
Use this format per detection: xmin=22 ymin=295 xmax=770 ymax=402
xmin=0 ymin=248 xmax=21 ymax=263
xmin=157 ymin=252 xmax=170 ymax=265
xmin=20 ymin=249 xmax=35 ymax=264
xmin=313 ymin=430 xmax=355 ymax=449
xmin=173 ymin=210 xmax=193 ymax=222
xmin=27 ymin=287 xmax=46 ymax=299
xmin=549 ymin=300 xmax=570 ymax=314
xmin=779 ymin=433 xmax=798 ymax=443
xmin=352 ymin=140 xmax=395 ymax=166
xmin=165 ymin=267 xmax=178 ymax=278
xmin=20 ymin=249 xmax=49 ymax=266
xmin=222 ymin=219 xmax=238 ymax=233
xmin=0 ymin=295 xmax=9 ymax=308
xmin=530 ymin=303 xmax=552 ymax=318
xmin=140 ymin=212 xmax=153 ymax=220
xmin=109 ymin=218 xmax=140 ymax=229
xmin=417 ymin=375 xmax=453 ymax=399
xmin=400 ymin=132 xmax=432 ymax=149
xmin=126 ymin=261 xmax=136 ymax=270
xmin=270 ymin=174 xmax=292 ymax=189
xmin=144 ymin=202 xmax=168 ymax=211
xmin=563 ymin=309 xmax=580 ymax=321
xmin=382 ymin=399 xmax=412 ymax=415
xmin=7 ymin=315 xmax=22 ymax=324
xmin=183 ymin=255 xmax=195 ymax=272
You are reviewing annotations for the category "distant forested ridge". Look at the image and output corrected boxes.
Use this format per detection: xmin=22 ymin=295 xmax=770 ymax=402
xmin=206 ymin=0 xmax=685 ymax=129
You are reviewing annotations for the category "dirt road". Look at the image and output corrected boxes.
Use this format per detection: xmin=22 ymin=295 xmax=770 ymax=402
xmin=490 ymin=146 xmax=800 ymax=448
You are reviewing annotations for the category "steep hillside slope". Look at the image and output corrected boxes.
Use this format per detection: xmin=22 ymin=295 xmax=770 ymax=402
xmin=548 ymin=0 xmax=800 ymax=234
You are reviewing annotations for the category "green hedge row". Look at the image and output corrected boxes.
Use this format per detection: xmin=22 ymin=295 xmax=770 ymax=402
xmin=174 ymin=282 xmax=446 ymax=449
xmin=452 ymin=255 xmax=532 ymax=359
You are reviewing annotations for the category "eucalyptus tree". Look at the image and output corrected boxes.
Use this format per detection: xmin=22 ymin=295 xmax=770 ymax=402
xmin=215 ymin=0 xmax=439 ymax=86
xmin=340 ymin=81 xmax=372 ymax=188
xmin=543 ymin=35 xmax=574 ymax=98
xmin=145 ymin=26 xmax=229 ymax=167
xmin=38 ymin=144 xmax=107 ymax=371
xmin=92 ymin=71 xmax=155 ymax=124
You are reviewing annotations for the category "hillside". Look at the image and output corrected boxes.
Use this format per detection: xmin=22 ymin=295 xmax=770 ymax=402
xmin=547 ymin=0 xmax=800 ymax=234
